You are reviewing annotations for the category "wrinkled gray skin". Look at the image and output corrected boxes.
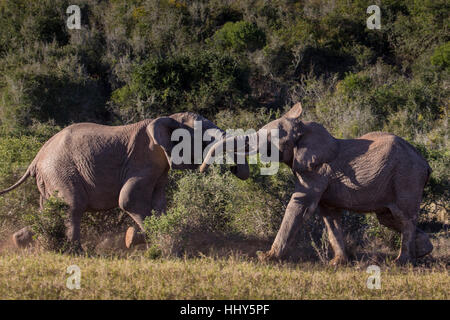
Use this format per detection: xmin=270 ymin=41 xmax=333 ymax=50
xmin=201 ymin=103 xmax=433 ymax=265
xmin=0 ymin=112 xmax=249 ymax=251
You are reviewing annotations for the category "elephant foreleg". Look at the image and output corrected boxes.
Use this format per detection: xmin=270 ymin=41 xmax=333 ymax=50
xmin=151 ymin=172 xmax=168 ymax=216
xmin=119 ymin=176 xmax=155 ymax=248
xmin=124 ymin=173 xmax=167 ymax=249
xmin=259 ymin=172 xmax=327 ymax=262
xmin=320 ymin=205 xmax=347 ymax=265
xmin=119 ymin=177 xmax=154 ymax=227
xmin=261 ymin=192 xmax=319 ymax=261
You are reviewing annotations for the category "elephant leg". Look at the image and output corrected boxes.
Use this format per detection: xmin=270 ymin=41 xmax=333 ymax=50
xmin=320 ymin=205 xmax=347 ymax=265
xmin=376 ymin=210 xmax=432 ymax=259
xmin=397 ymin=220 xmax=416 ymax=265
xmin=119 ymin=176 xmax=155 ymax=228
xmin=387 ymin=204 xmax=416 ymax=265
xmin=124 ymin=172 xmax=168 ymax=248
xmin=65 ymin=205 xmax=85 ymax=253
xmin=376 ymin=210 xmax=401 ymax=232
xmin=414 ymin=228 xmax=433 ymax=258
xmin=259 ymin=172 xmax=327 ymax=261
xmin=260 ymin=192 xmax=319 ymax=261
xmin=151 ymin=171 xmax=168 ymax=216
xmin=119 ymin=176 xmax=155 ymax=248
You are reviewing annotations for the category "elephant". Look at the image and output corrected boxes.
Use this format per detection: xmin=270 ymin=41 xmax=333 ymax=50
xmin=0 ymin=112 xmax=249 ymax=251
xmin=200 ymin=102 xmax=433 ymax=265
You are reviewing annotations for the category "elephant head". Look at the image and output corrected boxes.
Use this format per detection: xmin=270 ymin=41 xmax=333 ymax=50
xmin=149 ymin=112 xmax=250 ymax=180
xmin=200 ymin=103 xmax=339 ymax=174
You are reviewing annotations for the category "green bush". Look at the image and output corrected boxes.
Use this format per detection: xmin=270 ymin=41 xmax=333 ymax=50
xmin=0 ymin=135 xmax=42 ymax=241
xmin=209 ymin=21 xmax=266 ymax=52
xmin=111 ymin=50 xmax=251 ymax=120
xmin=24 ymin=194 xmax=70 ymax=252
xmin=0 ymin=0 xmax=70 ymax=54
xmin=431 ymin=42 xmax=450 ymax=70
xmin=0 ymin=43 xmax=108 ymax=134
xmin=143 ymin=165 xmax=288 ymax=257
xmin=337 ymin=73 xmax=372 ymax=97
xmin=1 ymin=71 xmax=106 ymax=132
xmin=143 ymin=207 xmax=188 ymax=257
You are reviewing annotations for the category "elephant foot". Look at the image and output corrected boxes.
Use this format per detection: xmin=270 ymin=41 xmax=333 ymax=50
xmin=415 ymin=230 xmax=433 ymax=258
xmin=12 ymin=227 xmax=34 ymax=248
xmin=329 ymin=255 xmax=347 ymax=266
xmin=394 ymin=254 xmax=414 ymax=266
xmin=125 ymin=227 xmax=146 ymax=248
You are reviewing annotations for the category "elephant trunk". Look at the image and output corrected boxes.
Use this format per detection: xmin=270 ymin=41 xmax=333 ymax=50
xmin=199 ymin=119 xmax=249 ymax=180
xmin=200 ymin=132 xmax=258 ymax=174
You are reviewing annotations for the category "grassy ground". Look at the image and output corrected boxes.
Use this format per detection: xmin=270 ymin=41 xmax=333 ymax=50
xmin=0 ymin=249 xmax=448 ymax=300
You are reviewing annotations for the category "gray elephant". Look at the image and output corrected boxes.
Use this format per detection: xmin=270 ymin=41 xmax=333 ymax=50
xmin=0 ymin=112 xmax=249 ymax=251
xmin=200 ymin=103 xmax=433 ymax=265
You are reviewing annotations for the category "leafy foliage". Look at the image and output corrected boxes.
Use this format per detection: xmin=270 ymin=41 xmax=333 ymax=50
xmin=111 ymin=50 xmax=251 ymax=120
xmin=25 ymin=194 xmax=69 ymax=252
xmin=431 ymin=42 xmax=450 ymax=70
xmin=209 ymin=21 xmax=266 ymax=52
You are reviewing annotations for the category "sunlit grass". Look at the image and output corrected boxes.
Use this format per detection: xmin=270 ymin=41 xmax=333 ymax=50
xmin=0 ymin=250 xmax=447 ymax=299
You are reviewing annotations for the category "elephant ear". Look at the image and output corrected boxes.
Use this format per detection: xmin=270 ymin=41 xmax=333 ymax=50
xmin=292 ymin=122 xmax=339 ymax=172
xmin=284 ymin=102 xmax=303 ymax=120
xmin=147 ymin=117 xmax=182 ymax=168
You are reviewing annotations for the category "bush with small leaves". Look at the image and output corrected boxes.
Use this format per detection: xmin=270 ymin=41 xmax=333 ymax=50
xmin=431 ymin=42 xmax=450 ymax=71
xmin=209 ymin=21 xmax=266 ymax=52
xmin=24 ymin=194 xmax=70 ymax=252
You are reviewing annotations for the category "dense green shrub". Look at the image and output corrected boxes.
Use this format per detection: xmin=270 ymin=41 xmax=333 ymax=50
xmin=431 ymin=42 xmax=450 ymax=70
xmin=0 ymin=136 xmax=42 ymax=240
xmin=0 ymin=42 xmax=109 ymax=134
xmin=209 ymin=21 xmax=266 ymax=52
xmin=111 ymin=50 xmax=251 ymax=120
xmin=0 ymin=136 xmax=41 ymax=175
xmin=0 ymin=0 xmax=70 ymax=55
xmin=24 ymin=194 xmax=70 ymax=252
xmin=143 ymin=164 xmax=289 ymax=256
xmin=1 ymin=70 xmax=106 ymax=133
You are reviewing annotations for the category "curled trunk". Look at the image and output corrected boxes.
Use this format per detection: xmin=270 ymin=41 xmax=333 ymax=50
xmin=200 ymin=132 xmax=258 ymax=174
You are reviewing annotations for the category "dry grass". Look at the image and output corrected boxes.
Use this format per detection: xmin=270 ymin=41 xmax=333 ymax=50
xmin=0 ymin=248 xmax=448 ymax=300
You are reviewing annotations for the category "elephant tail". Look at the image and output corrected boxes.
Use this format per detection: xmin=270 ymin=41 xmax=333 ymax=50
xmin=0 ymin=167 xmax=32 ymax=195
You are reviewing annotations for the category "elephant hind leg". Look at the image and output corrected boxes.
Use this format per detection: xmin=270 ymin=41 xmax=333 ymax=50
xmin=64 ymin=205 xmax=86 ymax=253
xmin=376 ymin=209 xmax=401 ymax=232
xmin=386 ymin=204 xmax=416 ymax=264
xmin=377 ymin=209 xmax=433 ymax=259
xmin=415 ymin=229 xmax=433 ymax=258
xmin=319 ymin=205 xmax=347 ymax=265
